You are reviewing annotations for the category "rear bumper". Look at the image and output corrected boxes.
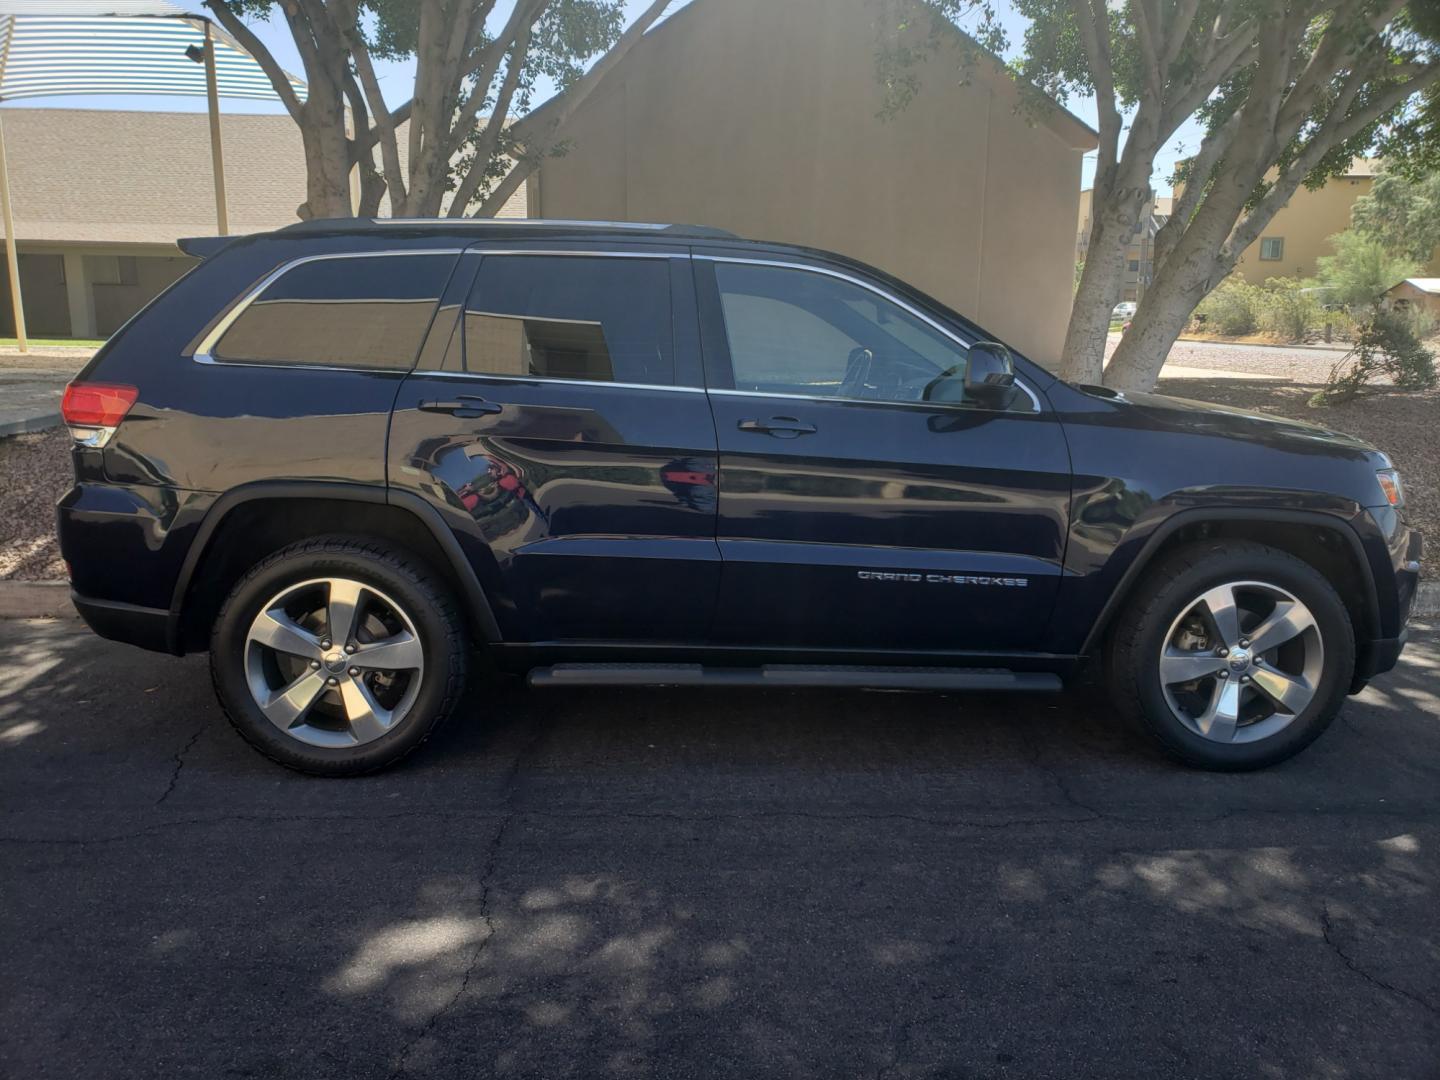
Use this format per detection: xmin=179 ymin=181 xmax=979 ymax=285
xmin=71 ymin=590 xmax=174 ymax=654
xmin=1355 ymin=630 xmax=1409 ymax=682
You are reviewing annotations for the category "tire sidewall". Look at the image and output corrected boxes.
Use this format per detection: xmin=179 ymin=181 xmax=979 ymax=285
xmin=211 ymin=546 xmax=459 ymax=776
xmin=1129 ymin=549 xmax=1355 ymax=770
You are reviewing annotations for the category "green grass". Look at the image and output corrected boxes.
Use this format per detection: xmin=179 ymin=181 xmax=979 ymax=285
xmin=0 ymin=336 xmax=105 ymax=349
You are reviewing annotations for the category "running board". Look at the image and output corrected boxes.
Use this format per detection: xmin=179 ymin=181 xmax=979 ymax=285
xmin=527 ymin=664 xmax=1063 ymax=691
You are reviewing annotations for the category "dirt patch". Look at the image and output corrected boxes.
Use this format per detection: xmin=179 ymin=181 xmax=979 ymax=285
xmin=0 ymin=428 xmax=70 ymax=581
xmin=1158 ymin=376 xmax=1436 ymax=570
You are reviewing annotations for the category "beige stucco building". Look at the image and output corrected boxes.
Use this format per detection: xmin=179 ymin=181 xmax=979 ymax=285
xmin=1214 ymin=160 xmax=1440 ymax=286
xmin=0 ymin=108 xmax=526 ymax=339
xmin=527 ymin=0 xmax=1097 ymax=363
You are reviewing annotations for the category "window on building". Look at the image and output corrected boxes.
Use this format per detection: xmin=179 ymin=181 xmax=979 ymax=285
xmin=712 ymin=262 xmax=996 ymax=407
xmin=1128 ymin=259 xmax=1140 ymax=272
xmin=211 ymin=253 xmax=455 ymax=369
xmin=1260 ymin=237 xmax=1285 ymax=261
xmin=455 ymin=256 xmax=673 ymax=386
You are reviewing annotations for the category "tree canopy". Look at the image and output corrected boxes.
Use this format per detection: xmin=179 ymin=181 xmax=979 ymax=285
xmin=208 ymin=0 xmax=672 ymax=219
xmin=878 ymin=0 xmax=1440 ymax=391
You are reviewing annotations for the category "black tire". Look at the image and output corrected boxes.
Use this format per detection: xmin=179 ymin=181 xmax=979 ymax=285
xmin=210 ymin=535 xmax=468 ymax=776
xmin=1107 ymin=540 xmax=1354 ymax=770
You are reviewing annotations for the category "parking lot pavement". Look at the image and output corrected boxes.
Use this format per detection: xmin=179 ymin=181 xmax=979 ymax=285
xmin=2 ymin=619 xmax=1437 ymax=1079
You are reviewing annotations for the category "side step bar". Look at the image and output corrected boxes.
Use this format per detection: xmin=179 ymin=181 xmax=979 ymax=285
xmin=527 ymin=664 xmax=1063 ymax=691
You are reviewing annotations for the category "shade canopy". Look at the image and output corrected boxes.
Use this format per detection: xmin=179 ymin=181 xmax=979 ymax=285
xmin=0 ymin=1 xmax=306 ymax=103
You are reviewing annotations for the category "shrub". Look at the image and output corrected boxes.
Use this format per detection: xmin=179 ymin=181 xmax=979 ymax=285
xmin=1315 ymin=231 xmax=1421 ymax=311
xmin=1311 ymin=310 xmax=1438 ymax=406
xmin=1196 ymin=277 xmax=1263 ymax=335
xmin=1259 ymin=278 xmax=1321 ymax=342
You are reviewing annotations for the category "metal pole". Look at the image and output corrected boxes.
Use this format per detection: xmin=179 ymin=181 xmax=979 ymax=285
xmin=0 ymin=111 xmax=27 ymax=353
xmin=203 ymin=21 xmax=228 ymax=235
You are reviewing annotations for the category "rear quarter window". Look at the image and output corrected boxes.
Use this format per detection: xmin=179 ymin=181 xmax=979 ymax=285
xmin=209 ymin=252 xmax=455 ymax=370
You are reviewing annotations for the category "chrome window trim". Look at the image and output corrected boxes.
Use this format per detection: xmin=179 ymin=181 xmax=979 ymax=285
xmin=192 ymin=249 xmax=466 ymax=369
xmin=697 ymin=254 xmax=1042 ymax=414
xmin=462 ymin=248 xmax=688 ymax=259
xmin=412 ymin=370 xmax=706 ymax=394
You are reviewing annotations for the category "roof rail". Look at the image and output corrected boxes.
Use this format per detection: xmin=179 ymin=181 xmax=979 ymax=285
xmin=275 ymin=218 xmax=740 ymax=240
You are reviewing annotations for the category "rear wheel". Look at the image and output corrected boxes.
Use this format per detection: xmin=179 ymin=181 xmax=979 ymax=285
xmin=1108 ymin=541 xmax=1354 ymax=770
xmin=211 ymin=536 xmax=468 ymax=776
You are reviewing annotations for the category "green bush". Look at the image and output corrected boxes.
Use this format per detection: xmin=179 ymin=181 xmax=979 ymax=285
xmin=1195 ymin=278 xmax=1263 ymax=335
xmin=1315 ymin=231 xmax=1421 ymax=311
xmin=1259 ymin=278 xmax=1322 ymax=342
xmin=1311 ymin=310 xmax=1438 ymax=406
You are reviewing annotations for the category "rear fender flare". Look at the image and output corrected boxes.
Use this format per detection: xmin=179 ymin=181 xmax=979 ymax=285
xmin=168 ymin=481 xmax=502 ymax=652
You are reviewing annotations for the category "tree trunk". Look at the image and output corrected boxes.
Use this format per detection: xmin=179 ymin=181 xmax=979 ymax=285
xmin=1062 ymin=211 xmax=1132 ymax=384
xmin=1103 ymin=213 xmax=1236 ymax=391
xmin=297 ymin=81 xmax=353 ymax=220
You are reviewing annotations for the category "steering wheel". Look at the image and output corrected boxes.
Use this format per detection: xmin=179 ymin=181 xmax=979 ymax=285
xmin=839 ymin=347 xmax=874 ymax=398
xmin=922 ymin=363 xmax=967 ymax=403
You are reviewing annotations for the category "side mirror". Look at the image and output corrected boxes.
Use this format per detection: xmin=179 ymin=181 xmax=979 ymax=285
xmin=964 ymin=341 xmax=1017 ymax=407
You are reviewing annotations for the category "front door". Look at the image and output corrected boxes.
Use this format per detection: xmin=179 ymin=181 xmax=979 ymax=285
xmin=390 ymin=248 xmax=720 ymax=644
xmin=696 ymin=256 xmax=1072 ymax=653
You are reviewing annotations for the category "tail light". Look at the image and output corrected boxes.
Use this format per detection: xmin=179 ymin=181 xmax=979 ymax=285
xmin=60 ymin=382 xmax=138 ymax=448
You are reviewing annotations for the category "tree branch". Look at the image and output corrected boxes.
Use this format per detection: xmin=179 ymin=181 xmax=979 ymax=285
xmin=448 ymin=25 xmax=534 ymax=216
xmin=204 ymin=0 xmax=303 ymax=119
xmin=331 ymin=0 xmax=407 ymax=211
xmin=1228 ymin=62 xmax=1440 ymax=258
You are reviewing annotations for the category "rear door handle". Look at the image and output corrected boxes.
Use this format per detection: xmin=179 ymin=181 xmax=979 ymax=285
xmin=737 ymin=416 xmax=817 ymax=438
xmin=418 ymin=395 xmax=503 ymax=418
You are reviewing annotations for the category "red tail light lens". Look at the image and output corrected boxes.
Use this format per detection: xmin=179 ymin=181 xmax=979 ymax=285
xmin=60 ymin=383 xmax=138 ymax=428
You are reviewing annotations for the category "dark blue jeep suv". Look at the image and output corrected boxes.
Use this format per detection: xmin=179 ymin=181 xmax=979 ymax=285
xmin=57 ymin=219 xmax=1422 ymax=775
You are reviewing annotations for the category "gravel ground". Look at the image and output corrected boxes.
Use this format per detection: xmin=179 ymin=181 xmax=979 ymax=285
xmin=0 ymin=428 xmax=69 ymax=581
xmin=0 ymin=348 xmax=93 ymax=373
xmin=1108 ymin=333 xmax=1350 ymax=382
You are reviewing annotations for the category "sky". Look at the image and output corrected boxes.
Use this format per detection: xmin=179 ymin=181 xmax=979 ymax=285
xmin=3 ymin=0 xmax=1205 ymax=195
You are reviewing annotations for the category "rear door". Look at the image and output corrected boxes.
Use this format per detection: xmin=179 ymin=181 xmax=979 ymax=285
xmin=389 ymin=246 xmax=720 ymax=644
xmin=696 ymin=255 xmax=1072 ymax=652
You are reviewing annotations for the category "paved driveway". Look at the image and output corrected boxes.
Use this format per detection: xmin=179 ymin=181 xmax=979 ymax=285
xmin=2 ymin=618 xmax=1437 ymax=1079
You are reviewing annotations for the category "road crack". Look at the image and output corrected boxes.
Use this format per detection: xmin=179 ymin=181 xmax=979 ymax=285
xmin=155 ymin=725 xmax=204 ymax=806
xmin=387 ymin=722 xmax=550 ymax=1079
xmin=1320 ymin=901 xmax=1438 ymax=1017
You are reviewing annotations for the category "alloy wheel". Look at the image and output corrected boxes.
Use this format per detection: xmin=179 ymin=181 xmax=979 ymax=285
xmin=1158 ymin=580 xmax=1324 ymax=744
xmin=243 ymin=577 xmax=426 ymax=748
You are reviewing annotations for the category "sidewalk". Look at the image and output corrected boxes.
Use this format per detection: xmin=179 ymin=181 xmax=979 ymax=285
xmin=0 ymin=347 xmax=92 ymax=436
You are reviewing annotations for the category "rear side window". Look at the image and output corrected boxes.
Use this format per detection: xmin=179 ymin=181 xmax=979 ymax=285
xmin=452 ymin=255 xmax=673 ymax=386
xmin=210 ymin=253 xmax=454 ymax=370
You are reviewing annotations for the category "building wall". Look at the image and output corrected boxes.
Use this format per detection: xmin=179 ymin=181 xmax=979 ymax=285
xmin=531 ymin=0 xmax=1092 ymax=363
xmin=1232 ymin=173 xmax=1376 ymax=285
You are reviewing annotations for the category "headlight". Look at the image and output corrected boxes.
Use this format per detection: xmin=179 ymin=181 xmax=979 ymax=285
xmin=1376 ymin=468 xmax=1405 ymax=508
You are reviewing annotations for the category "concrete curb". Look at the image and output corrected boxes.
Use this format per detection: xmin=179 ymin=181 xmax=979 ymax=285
xmin=1175 ymin=336 xmax=1353 ymax=353
xmin=0 ymin=412 xmax=60 ymax=437
xmin=0 ymin=581 xmax=75 ymax=619
xmin=4 ymin=578 xmax=1434 ymax=620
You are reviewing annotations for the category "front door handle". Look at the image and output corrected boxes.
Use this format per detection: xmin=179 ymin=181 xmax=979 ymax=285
xmin=418 ymin=395 xmax=503 ymax=418
xmin=737 ymin=416 xmax=817 ymax=438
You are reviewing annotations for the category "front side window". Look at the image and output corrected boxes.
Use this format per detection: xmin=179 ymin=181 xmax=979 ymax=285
xmin=713 ymin=262 xmax=973 ymax=405
xmin=1260 ymin=237 xmax=1285 ymax=261
xmin=212 ymin=253 xmax=454 ymax=369
xmin=456 ymin=256 xmax=673 ymax=386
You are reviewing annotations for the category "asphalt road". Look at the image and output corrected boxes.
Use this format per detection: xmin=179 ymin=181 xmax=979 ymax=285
xmin=2 ymin=618 xmax=1438 ymax=1080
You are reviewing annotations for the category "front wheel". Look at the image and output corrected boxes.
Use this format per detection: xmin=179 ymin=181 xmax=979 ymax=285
xmin=1108 ymin=541 xmax=1355 ymax=770
xmin=210 ymin=536 xmax=468 ymax=776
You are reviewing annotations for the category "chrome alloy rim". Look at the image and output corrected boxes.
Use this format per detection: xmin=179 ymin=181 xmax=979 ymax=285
xmin=243 ymin=577 xmax=425 ymax=748
xmin=1158 ymin=580 xmax=1324 ymax=744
